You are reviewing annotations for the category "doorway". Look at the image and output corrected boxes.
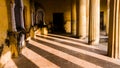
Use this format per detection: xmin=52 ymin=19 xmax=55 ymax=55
xmin=100 ymin=12 xmax=105 ymax=31
xmin=53 ymin=13 xmax=65 ymax=33
xmin=99 ymin=12 xmax=108 ymax=48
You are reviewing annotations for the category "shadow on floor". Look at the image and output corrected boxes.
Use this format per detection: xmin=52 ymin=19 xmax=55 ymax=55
xmin=48 ymin=33 xmax=108 ymax=45
xmin=13 ymin=54 xmax=39 ymax=68
xmin=31 ymin=38 xmax=120 ymax=68
xmin=36 ymin=35 xmax=107 ymax=55
xmin=26 ymin=42 xmax=82 ymax=68
xmin=47 ymin=34 xmax=87 ymax=44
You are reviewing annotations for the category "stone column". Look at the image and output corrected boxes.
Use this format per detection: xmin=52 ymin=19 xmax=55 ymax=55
xmin=71 ymin=0 xmax=77 ymax=35
xmin=9 ymin=0 xmax=19 ymax=58
xmin=10 ymin=0 xmax=17 ymax=31
xmin=77 ymin=0 xmax=87 ymax=38
xmin=31 ymin=9 xmax=34 ymax=26
xmin=106 ymin=0 xmax=110 ymax=35
xmin=86 ymin=0 xmax=89 ymax=36
xmin=29 ymin=1 xmax=35 ymax=39
xmin=31 ymin=0 xmax=35 ymax=26
xmin=88 ymin=0 xmax=100 ymax=45
xmin=108 ymin=0 xmax=120 ymax=59
xmin=20 ymin=0 xmax=25 ymax=29
xmin=20 ymin=0 xmax=25 ymax=47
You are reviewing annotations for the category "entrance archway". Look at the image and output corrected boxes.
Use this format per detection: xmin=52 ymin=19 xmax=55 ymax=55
xmin=35 ymin=9 xmax=45 ymax=28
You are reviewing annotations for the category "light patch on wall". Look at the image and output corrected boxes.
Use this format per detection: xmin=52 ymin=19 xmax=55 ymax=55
xmin=64 ymin=21 xmax=71 ymax=33
xmin=64 ymin=11 xmax=71 ymax=33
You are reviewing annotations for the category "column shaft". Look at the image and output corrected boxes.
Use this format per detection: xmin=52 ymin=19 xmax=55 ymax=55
xmin=19 ymin=0 xmax=25 ymax=47
xmin=77 ymin=0 xmax=87 ymax=38
xmin=10 ymin=0 xmax=17 ymax=31
xmin=88 ymin=0 xmax=100 ymax=44
xmin=106 ymin=0 xmax=110 ymax=35
xmin=20 ymin=0 xmax=25 ymax=29
xmin=86 ymin=0 xmax=89 ymax=36
xmin=71 ymin=0 xmax=77 ymax=35
xmin=108 ymin=0 xmax=120 ymax=59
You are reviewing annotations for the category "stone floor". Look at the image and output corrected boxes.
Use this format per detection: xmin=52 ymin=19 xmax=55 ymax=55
xmin=4 ymin=33 xmax=120 ymax=68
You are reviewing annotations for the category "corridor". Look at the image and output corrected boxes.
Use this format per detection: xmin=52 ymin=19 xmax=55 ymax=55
xmin=4 ymin=34 xmax=120 ymax=68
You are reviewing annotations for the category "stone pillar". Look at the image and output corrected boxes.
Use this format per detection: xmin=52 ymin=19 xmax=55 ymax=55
xmin=108 ymin=0 xmax=120 ymax=59
xmin=29 ymin=1 xmax=35 ymax=39
xmin=106 ymin=0 xmax=110 ymax=35
xmin=31 ymin=10 xmax=34 ymax=26
xmin=20 ymin=0 xmax=25 ymax=47
xmin=10 ymin=0 xmax=17 ymax=31
xmin=20 ymin=0 xmax=25 ymax=29
xmin=86 ymin=0 xmax=89 ymax=36
xmin=71 ymin=0 xmax=77 ymax=35
xmin=9 ymin=0 xmax=19 ymax=58
xmin=77 ymin=0 xmax=87 ymax=38
xmin=88 ymin=0 xmax=100 ymax=45
xmin=30 ymin=0 xmax=35 ymax=26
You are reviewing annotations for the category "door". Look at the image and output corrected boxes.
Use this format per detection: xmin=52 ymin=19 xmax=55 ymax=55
xmin=53 ymin=13 xmax=65 ymax=33
xmin=100 ymin=12 xmax=105 ymax=31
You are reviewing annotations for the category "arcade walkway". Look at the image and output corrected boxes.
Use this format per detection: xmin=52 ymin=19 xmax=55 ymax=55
xmin=4 ymin=34 xmax=120 ymax=68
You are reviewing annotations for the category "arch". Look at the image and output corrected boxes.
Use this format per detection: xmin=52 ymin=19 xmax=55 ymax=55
xmin=35 ymin=8 xmax=45 ymax=24
xmin=34 ymin=2 xmax=46 ymax=26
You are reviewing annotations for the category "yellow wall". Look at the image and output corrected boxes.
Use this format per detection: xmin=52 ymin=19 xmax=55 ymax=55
xmin=23 ymin=0 xmax=31 ymax=32
xmin=0 ymin=0 xmax=11 ymax=67
xmin=38 ymin=0 xmax=71 ymax=33
xmin=0 ymin=0 xmax=8 ymax=46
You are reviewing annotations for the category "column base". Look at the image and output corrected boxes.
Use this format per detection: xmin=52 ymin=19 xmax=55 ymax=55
xmin=76 ymin=35 xmax=86 ymax=39
xmin=88 ymin=40 xmax=99 ymax=45
xmin=71 ymin=20 xmax=76 ymax=36
xmin=72 ymin=32 xmax=76 ymax=36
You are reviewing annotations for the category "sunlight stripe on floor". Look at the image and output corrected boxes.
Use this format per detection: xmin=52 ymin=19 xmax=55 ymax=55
xmin=29 ymin=39 xmax=102 ymax=68
xmin=48 ymin=34 xmax=84 ymax=41
xmin=41 ymin=35 xmax=105 ymax=50
xmin=48 ymin=34 xmax=108 ymax=51
xmin=4 ymin=59 xmax=17 ymax=68
xmin=22 ymin=47 xmax=60 ymax=68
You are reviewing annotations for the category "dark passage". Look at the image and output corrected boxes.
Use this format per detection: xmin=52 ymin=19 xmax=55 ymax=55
xmin=52 ymin=13 xmax=66 ymax=33
xmin=100 ymin=12 xmax=105 ymax=31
